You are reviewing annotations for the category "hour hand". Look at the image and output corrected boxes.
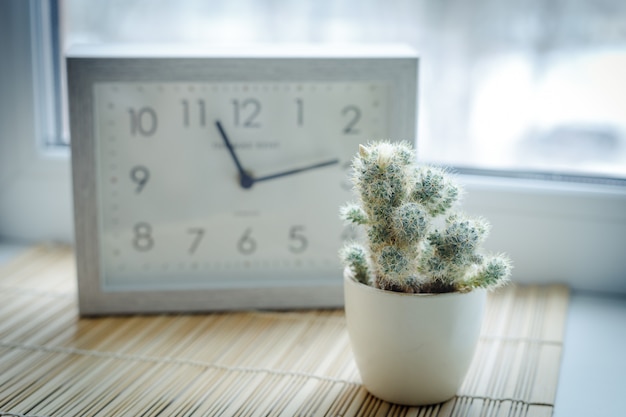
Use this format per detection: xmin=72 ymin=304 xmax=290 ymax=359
xmin=215 ymin=120 xmax=254 ymax=188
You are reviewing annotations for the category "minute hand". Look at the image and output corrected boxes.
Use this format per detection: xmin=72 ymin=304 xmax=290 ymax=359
xmin=254 ymin=159 xmax=340 ymax=183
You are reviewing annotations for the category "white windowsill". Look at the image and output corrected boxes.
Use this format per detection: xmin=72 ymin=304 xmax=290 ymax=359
xmin=553 ymin=290 xmax=626 ymax=417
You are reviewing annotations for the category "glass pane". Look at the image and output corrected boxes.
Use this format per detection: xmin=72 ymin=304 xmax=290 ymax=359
xmin=63 ymin=0 xmax=626 ymax=179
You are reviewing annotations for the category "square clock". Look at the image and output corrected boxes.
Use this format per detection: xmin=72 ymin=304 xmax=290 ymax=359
xmin=68 ymin=44 xmax=418 ymax=315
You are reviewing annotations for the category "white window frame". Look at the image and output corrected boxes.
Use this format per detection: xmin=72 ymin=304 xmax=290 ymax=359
xmin=0 ymin=0 xmax=73 ymax=244
xmin=1 ymin=0 xmax=625 ymax=293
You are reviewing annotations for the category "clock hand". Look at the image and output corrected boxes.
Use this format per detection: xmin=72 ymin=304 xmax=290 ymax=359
xmin=254 ymin=158 xmax=340 ymax=183
xmin=215 ymin=120 xmax=255 ymax=189
xmin=215 ymin=120 xmax=338 ymax=187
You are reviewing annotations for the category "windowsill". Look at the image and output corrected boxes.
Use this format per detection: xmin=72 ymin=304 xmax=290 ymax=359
xmin=553 ymin=290 xmax=626 ymax=417
xmin=1 ymin=242 xmax=624 ymax=416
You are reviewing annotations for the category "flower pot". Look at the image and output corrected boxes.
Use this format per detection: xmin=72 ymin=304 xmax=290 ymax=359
xmin=343 ymin=271 xmax=486 ymax=406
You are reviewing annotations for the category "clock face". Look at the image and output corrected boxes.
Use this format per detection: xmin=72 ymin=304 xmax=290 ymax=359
xmin=93 ymin=81 xmax=391 ymax=291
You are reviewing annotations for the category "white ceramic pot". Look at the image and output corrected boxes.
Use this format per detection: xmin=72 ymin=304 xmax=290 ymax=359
xmin=344 ymin=271 xmax=486 ymax=406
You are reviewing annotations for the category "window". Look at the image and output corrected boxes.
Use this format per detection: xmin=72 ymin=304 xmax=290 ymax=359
xmin=1 ymin=0 xmax=624 ymax=292
xmin=63 ymin=0 xmax=626 ymax=182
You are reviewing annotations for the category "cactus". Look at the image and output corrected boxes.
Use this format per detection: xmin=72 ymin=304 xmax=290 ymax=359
xmin=339 ymin=141 xmax=511 ymax=293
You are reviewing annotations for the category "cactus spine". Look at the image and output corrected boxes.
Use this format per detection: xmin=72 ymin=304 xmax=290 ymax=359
xmin=340 ymin=141 xmax=511 ymax=293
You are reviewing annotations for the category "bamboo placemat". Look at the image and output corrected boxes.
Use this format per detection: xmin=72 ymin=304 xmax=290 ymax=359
xmin=0 ymin=245 xmax=568 ymax=417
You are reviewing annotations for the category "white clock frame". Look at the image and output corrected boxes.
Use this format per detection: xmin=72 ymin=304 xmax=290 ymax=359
xmin=68 ymin=45 xmax=418 ymax=315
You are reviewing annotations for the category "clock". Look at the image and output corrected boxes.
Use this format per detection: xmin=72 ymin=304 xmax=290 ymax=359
xmin=68 ymin=45 xmax=418 ymax=315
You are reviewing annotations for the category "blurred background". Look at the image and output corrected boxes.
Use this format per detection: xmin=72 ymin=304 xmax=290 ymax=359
xmin=61 ymin=0 xmax=626 ymax=180
xmin=1 ymin=0 xmax=626 ymax=292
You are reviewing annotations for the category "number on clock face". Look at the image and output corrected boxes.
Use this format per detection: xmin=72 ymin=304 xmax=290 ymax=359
xmin=94 ymin=81 xmax=389 ymax=290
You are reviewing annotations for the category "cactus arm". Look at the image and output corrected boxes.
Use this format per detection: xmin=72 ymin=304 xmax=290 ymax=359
xmin=340 ymin=203 xmax=369 ymax=225
xmin=339 ymin=243 xmax=371 ymax=285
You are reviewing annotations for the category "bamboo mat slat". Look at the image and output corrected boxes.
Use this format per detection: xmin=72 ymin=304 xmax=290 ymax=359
xmin=0 ymin=245 xmax=569 ymax=417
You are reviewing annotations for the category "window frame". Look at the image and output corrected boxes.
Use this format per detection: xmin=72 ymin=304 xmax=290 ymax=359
xmin=0 ymin=0 xmax=73 ymax=243
xmin=31 ymin=0 xmax=68 ymax=149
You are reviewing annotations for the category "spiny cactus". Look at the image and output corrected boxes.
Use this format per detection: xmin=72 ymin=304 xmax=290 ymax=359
xmin=340 ymin=141 xmax=511 ymax=293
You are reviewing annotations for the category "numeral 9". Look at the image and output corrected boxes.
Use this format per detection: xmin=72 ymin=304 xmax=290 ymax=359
xmin=130 ymin=166 xmax=150 ymax=193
